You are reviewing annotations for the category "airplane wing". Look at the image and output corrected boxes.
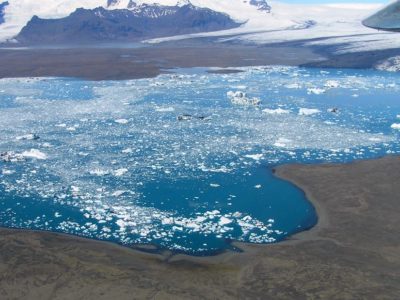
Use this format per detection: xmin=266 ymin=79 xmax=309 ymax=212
xmin=363 ymin=0 xmax=400 ymax=32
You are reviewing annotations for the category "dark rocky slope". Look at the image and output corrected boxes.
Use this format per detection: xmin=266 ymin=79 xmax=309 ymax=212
xmin=16 ymin=3 xmax=241 ymax=44
xmin=0 ymin=1 xmax=8 ymax=24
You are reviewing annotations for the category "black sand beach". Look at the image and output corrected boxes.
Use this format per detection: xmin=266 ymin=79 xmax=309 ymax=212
xmin=0 ymin=44 xmax=323 ymax=80
xmin=1 ymin=156 xmax=399 ymax=299
xmin=2 ymin=41 xmax=400 ymax=81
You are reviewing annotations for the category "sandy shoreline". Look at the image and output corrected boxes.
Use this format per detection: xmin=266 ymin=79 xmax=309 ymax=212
xmin=0 ymin=44 xmax=324 ymax=80
xmin=2 ymin=41 xmax=400 ymax=81
xmin=0 ymin=156 xmax=399 ymax=299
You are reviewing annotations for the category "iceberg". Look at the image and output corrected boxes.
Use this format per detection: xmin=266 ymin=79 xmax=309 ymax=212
xmin=21 ymin=149 xmax=47 ymax=160
xmin=262 ymin=108 xmax=290 ymax=114
xmin=227 ymin=91 xmax=261 ymax=106
xmin=298 ymin=108 xmax=321 ymax=116
xmin=391 ymin=123 xmax=400 ymax=130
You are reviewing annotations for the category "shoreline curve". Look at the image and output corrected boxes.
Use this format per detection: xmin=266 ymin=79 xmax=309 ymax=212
xmin=1 ymin=156 xmax=399 ymax=299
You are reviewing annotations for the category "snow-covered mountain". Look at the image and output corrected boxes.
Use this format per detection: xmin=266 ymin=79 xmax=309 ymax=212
xmin=107 ymin=0 xmax=187 ymax=18
xmin=0 ymin=0 xmax=398 ymax=54
xmin=249 ymin=0 xmax=271 ymax=12
xmin=16 ymin=3 xmax=240 ymax=44
xmin=0 ymin=1 xmax=8 ymax=24
xmin=0 ymin=0 xmax=277 ymax=42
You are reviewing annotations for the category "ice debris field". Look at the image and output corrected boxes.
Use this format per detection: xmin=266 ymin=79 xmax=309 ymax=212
xmin=1 ymin=66 xmax=400 ymax=254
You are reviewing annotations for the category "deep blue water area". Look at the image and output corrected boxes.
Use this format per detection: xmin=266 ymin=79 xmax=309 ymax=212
xmin=0 ymin=66 xmax=399 ymax=254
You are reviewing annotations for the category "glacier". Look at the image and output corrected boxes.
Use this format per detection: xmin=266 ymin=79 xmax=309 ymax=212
xmin=1 ymin=0 xmax=399 ymax=56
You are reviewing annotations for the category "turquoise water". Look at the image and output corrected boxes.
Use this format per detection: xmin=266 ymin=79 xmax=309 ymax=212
xmin=0 ymin=66 xmax=399 ymax=254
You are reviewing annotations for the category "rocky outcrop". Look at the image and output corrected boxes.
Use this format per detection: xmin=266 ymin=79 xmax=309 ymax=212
xmin=15 ymin=3 xmax=241 ymax=44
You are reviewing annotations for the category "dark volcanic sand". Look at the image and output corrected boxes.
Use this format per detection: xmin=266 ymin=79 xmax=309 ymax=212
xmin=0 ymin=44 xmax=324 ymax=80
xmin=1 ymin=40 xmax=400 ymax=80
xmin=0 ymin=156 xmax=399 ymax=299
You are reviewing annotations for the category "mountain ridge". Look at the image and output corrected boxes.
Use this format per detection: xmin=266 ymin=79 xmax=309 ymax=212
xmin=0 ymin=1 xmax=8 ymax=24
xmin=16 ymin=3 xmax=241 ymax=44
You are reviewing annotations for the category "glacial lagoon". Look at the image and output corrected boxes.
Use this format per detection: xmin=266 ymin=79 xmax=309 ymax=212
xmin=0 ymin=66 xmax=399 ymax=254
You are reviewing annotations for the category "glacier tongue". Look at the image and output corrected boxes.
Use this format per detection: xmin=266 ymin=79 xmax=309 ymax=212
xmin=2 ymin=0 xmax=395 ymax=55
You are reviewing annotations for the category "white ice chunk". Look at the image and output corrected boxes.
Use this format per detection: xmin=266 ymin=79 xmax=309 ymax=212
xmin=274 ymin=137 xmax=292 ymax=148
xmin=22 ymin=149 xmax=47 ymax=160
xmin=16 ymin=133 xmax=39 ymax=141
xmin=299 ymin=108 xmax=321 ymax=116
xmin=285 ymin=83 xmax=301 ymax=89
xmin=155 ymin=106 xmax=175 ymax=112
xmin=391 ymin=123 xmax=400 ymax=130
xmin=307 ymin=88 xmax=326 ymax=95
xmin=219 ymin=216 xmax=233 ymax=226
xmin=227 ymin=91 xmax=261 ymax=106
xmin=244 ymin=154 xmax=263 ymax=161
xmin=262 ymin=108 xmax=290 ymax=114
xmin=89 ymin=169 xmax=110 ymax=176
xmin=2 ymin=169 xmax=15 ymax=175
xmin=112 ymin=190 xmax=127 ymax=197
xmin=71 ymin=186 xmax=80 ymax=193
xmin=114 ymin=168 xmax=128 ymax=176
xmin=115 ymin=119 xmax=129 ymax=124
xmin=375 ymin=56 xmax=400 ymax=72
xmin=122 ymin=148 xmax=133 ymax=154
xmin=324 ymin=80 xmax=340 ymax=88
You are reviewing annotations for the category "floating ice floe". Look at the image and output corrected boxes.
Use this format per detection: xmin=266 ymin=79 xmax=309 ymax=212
xmin=114 ymin=168 xmax=129 ymax=176
xmin=154 ymin=106 xmax=175 ymax=112
xmin=298 ymin=108 xmax=321 ymax=116
xmin=227 ymin=91 xmax=261 ymax=106
xmin=324 ymin=80 xmax=340 ymax=88
xmin=21 ymin=149 xmax=47 ymax=160
xmin=375 ymin=56 xmax=400 ymax=72
xmin=115 ymin=118 xmax=129 ymax=124
xmin=262 ymin=108 xmax=290 ymax=114
xmin=177 ymin=114 xmax=209 ymax=121
xmin=122 ymin=148 xmax=133 ymax=154
xmin=199 ymin=164 xmax=231 ymax=173
xmin=307 ymin=88 xmax=326 ymax=95
xmin=285 ymin=83 xmax=301 ymax=89
xmin=16 ymin=133 xmax=40 ymax=141
xmin=42 ymin=142 xmax=52 ymax=148
xmin=112 ymin=190 xmax=127 ymax=197
xmin=244 ymin=154 xmax=263 ymax=161
xmin=219 ymin=216 xmax=233 ymax=226
xmin=274 ymin=137 xmax=292 ymax=148
xmin=70 ymin=185 xmax=79 ymax=191
xmin=327 ymin=107 xmax=339 ymax=113
xmin=391 ymin=123 xmax=400 ymax=130
xmin=0 ymin=151 xmax=25 ymax=162
xmin=2 ymin=169 xmax=15 ymax=175
xmin=89 ymin=169 xmax=110 ymax=176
